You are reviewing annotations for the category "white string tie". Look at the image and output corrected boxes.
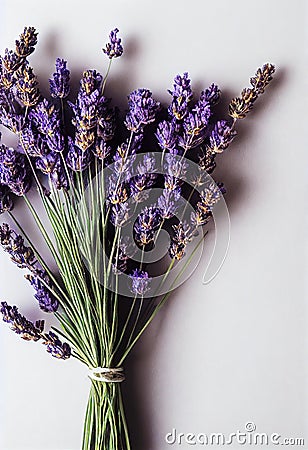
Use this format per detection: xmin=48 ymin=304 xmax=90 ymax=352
xmin=88 ymin=367 xmax=125 ymax=383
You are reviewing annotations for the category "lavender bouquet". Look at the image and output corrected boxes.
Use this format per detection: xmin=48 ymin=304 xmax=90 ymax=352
xmin=0 ymin=27 xmax=275 ymax=450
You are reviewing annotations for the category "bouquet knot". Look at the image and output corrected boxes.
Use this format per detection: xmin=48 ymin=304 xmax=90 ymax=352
xmin=88 ymin=367 xmax=125 ymax=383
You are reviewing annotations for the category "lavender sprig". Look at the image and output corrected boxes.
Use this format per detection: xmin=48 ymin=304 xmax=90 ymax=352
xmin=208 ymin=120 xmax=237 ymax=154
xmin=15 ymin=27 xmax=38 ymax=58
xmin=0 ymin=143 xmax=32 ymax=196
xmin=0 ymin=223 xmax=58 ymax=312
xmin=1 ymin=301 xmax=43 ymax=341
xmin=134 ymin=206 xmax=162 ymax=247
xmin=129 ymin=269 xmax=151 ymax=296
xmin=15 ymin=62 xmax=40 ymax=108
xmin=168 ymin=72 xmax=193 ymax=120
xmin=49 ymin=58 xmax=70 ymax=99
xmin=0 ymin=301 xmax=70 ymax=359
xmin=125 ymin=88 xmax=161 ymax=132
xmin=103 ymin=28 xmax=123 ymax=59
xmin=0 ymin=185 xmax=14 ymax=214
xmin=229 ymin=63 xmax=275 ymax=119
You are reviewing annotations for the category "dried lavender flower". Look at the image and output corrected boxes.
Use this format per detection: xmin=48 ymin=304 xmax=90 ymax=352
xmin=129 ymin=269 xmax=151 ymax=296
xmin=163 ymin=153 xmax=187 ymax=193
xmin=107 ymin=174 xmax=129 ymax=205
xmin=191 ymin=182 xmax=225 ymax=228
xmin=66 ymin=138 xmax=92 ymax=171
xmin=93 ymin=139 xmax=112 ymax=160
xmin=111 ymin=202 xmax=130 ymax=228
xmin=199 ymin=84 xmax=221 ymax=107
xmin=229 ymin=64 xmax=275 ymax=119
xmin=49 ymin=58 xmax=70 ymax=99
xmin=103 ymin=28 xmax=123 ymax=59
xmin=15 ymin=63 xmax=40 ymax=107
xmin=250 ymin=63 xmax=275 ymax=94
xmin=178 ymin=105 xmax=211 ymax=150
xmin=0 ymin=301 xmax=43 ymax=341
xmin=49 ymin=161 xmax=68 ymax=190
xmin=1 ymin=49 xmax=22 ymax=73
xmin=0 ymin=224 xmax=58 ymax=312
xmin=97 ymin=106 xmax=117 ymax=141
xmin=112 ymin=236 xmax=137 ymax=274
xmin=134 ymin=206 xmax=162 ymax=247
xmin=125 ymin=88 xmax=160 ymax=132
xmin=15 ymin=26 xmax=38 ymax=58
xmin=29 ymin=99 xmax=65 ymax=153
xmin=169 ymin=221 xmax=192 ymax=260
xmin=0 ymin=223 xmax=36 ymax=269
xmin=35 ymin=151 xmax=59 ymax=176
xmin=26 ymin=273 xmax=59 ymax=313
xmin=42 ymin=331 xmax=71 ymax=359
xmin=198 ymin=146 xmax=216 ymax=174
xmin=156 ymin=120 xmax=177 ymax=152
xmin=168 ymin=72 xmax=193 ymax=120
xmin=208 ymin=120 xmax=237 ymax=154
xmin=157 ymin=188 xmax=181 ymax=219
xmin=69 ymin=70 xmax=104 ymax=152
xmin=0 ymin=144 xmax=32 ymax=196
xmin=130 ymin=154 xmax=157 ymax=203
xmin=229 ymin=87 xmax=258 ymax=120
xmin=0 ymin=185 xmax=14 ymax=214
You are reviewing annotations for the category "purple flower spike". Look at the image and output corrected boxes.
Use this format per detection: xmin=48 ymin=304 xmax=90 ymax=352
xmin=1 ymin=301 xmax=70 ymax=359
xmin=49 ymin=162 xmax=69 ymax=190
xmin=178 ymin=105 xmax=211 ymax=150
xmin=1 ymin=49 xmax=21 ymax=73
xmin=29 ymin=99 xmax=65 ymax=153
xmin=155 ymin=120 xmax=177 ymax=152
xmin=0 ymin=223 xmax=35 ymax=269
xmin=66 ymin=138 xmax=92 ymax=172
xmin=0 ymin=144 xmax=32 ymax=196
xmin=111 ymin=202 xmax=130 ymax=228
xmin=93 ymin=139 xmax=111 ymax=160
xmin=68 ymin=70 xmax=105 ymax=152
xmin=191 ymin=182 xmax=224 ymax=228
xmin=49 ymin=58 xmax=70 ymax=99
xmin=130 ymin=154 xmax=157 ymax=203
xmin=199 ymin=84 xmax=221 ymax=107
xmin=16 ymin=63 xmax=40 ymax=107
xmin=129 ymin=269 xmax=151 ymax=296
xmin=134 ymin=206 xmax=162 ymax=247
xmin=157 ymin=188 xmax=181 ymax=219
xmin=35 ymin=151 xmax=59 ymax=174
xmin=209 ymin=120 xmax=237 ymax=154
xmin=125 ymin=88 xmax=160 ymax=132
xmin=97 ymin=108 xmax=117 ymax=142
xmin=43 ymin=331 xmax=71 ymax=360
xmin=169 ymin=221 xmax=192 ymax=260
xmin=168 ymin=72 xmax=193 ymax=120
xmin=103 ymin=28 xmax=123 ymax=59
xmin=0 ymin=301 xmax=44 ymax=341
xmin=15 ymin=27 xmax=38 ymax=58
xmin=0 ymin=224 xmax=59 ymax=312
xmin=0 ymin=185 xmax=14 ymax=214
xmin=26 ymin=273 xmax=59 ymax=313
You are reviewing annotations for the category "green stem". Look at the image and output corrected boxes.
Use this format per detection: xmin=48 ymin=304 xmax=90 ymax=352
xmin=82 ymin=381 xmax=130 ymax=450
xmin=117 ymin=235 xmax=205 ymax=366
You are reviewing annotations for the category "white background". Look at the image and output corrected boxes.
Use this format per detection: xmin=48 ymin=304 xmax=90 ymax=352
xmin=0 ymin=0 xmax=307 ymax=449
